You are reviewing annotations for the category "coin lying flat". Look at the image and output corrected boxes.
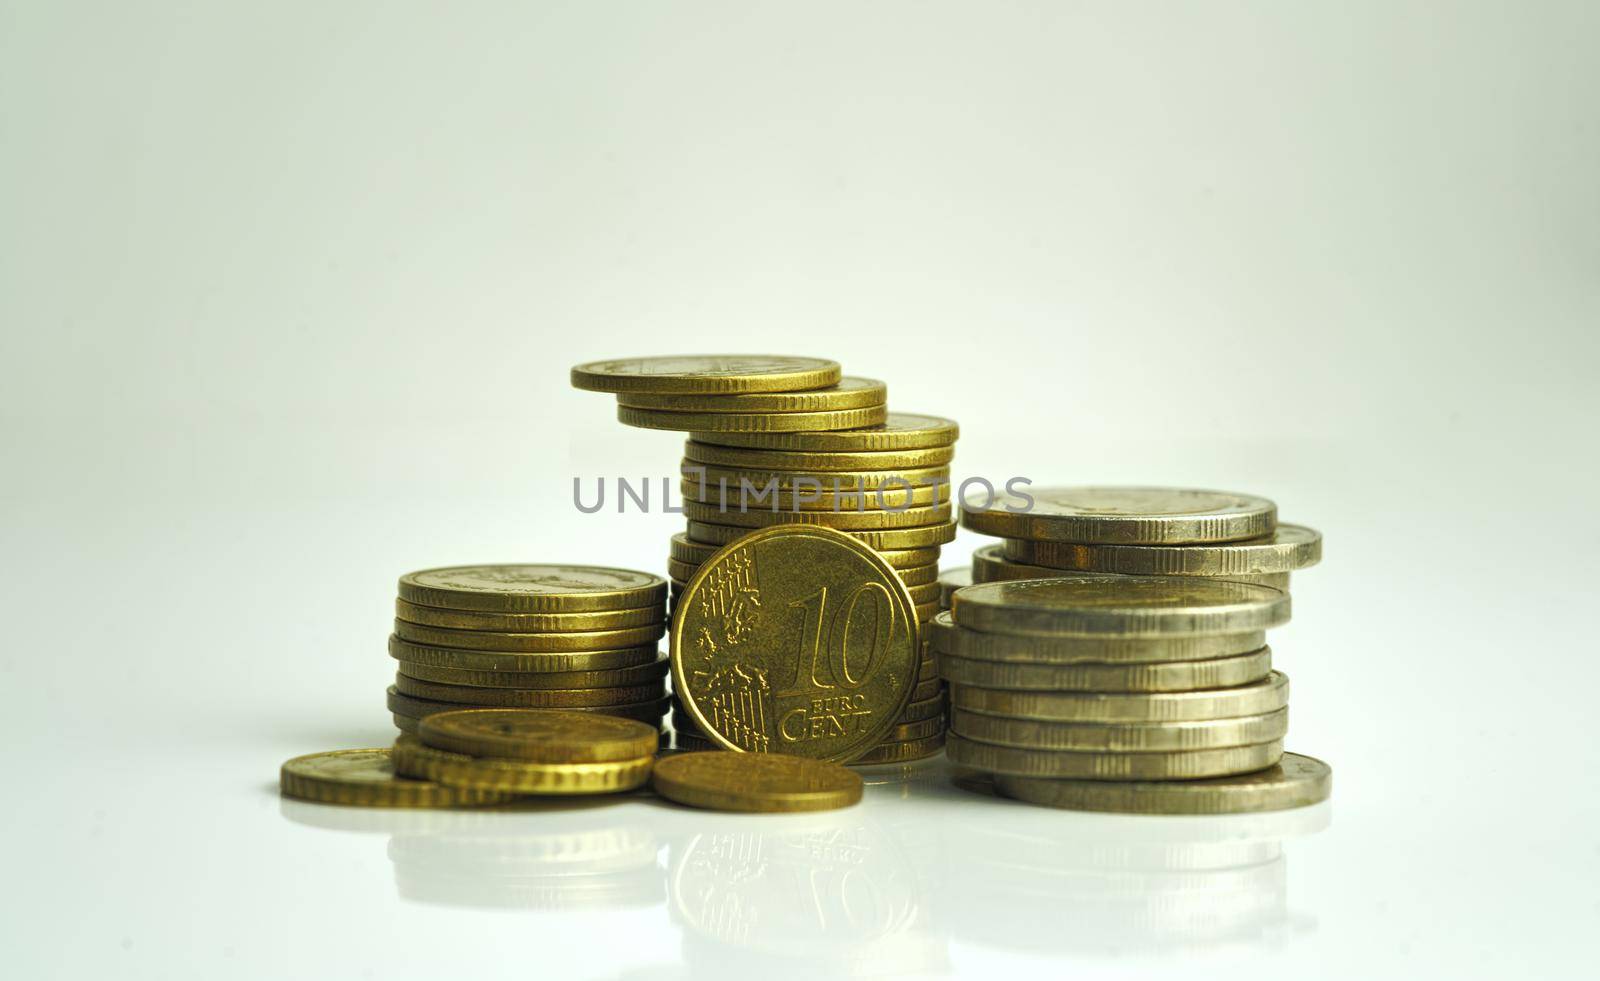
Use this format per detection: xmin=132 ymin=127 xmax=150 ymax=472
xmin=938 ymin=568 xmax=972 ymax=609
xmin=671 ymin=556 xmax=938 ymax=589
xmin=937 ymin=647 xmax=1272 ymax=692
xmin=681 ymin=462 xmax=952 ymax=491
xmin=950 ymin=671 xmax=1290 ymax=723
xmin=961 ymin=487 xmax=1277 ymax=544
xmin=852 ymin=732 xmax=947 ymax=765
xmin=387 ymin=686 xmax=670 ymax=723
xmin=388 ymin=636 xmax=661 ymax=673
xmin=950 ymin=708 xmax=1289 ymax=752
xmin=994 ymin=751 xmax=1332 ymax=813
xmin=950 ymin=577 xmax=1290 ymax=637
xmin=392 ymin=735 xmax=653 ymax=795
xmin=1002 ymin=524 xmax=1321 ymax=576
xmin=679 ymin=500 xmax=954 ymax=531
xmin=571 ymin=355 xmax=842 ymax=394
xmin=417 ymin=709 xmax=660 ymax=763
xmin=928 ymin=611 xmax=1266 ymax=664
xmin=948 ymin=732 xmax=1283 ymax=779
xmin=671 ymin=524 xmax=919 ymax=763
xmin=693 ymin=412 xmax=959 ymax=451
xmin=279 ymin=748 xmax=518 ymax=807
xmin=393 ymin=675 xmax=665 ymax=707
xmin=394 ymin=656 xmax=670 ymax=690
xmin=686 ymin=519 xmax=957 ymax=551
xmin=399 ymin=565 xmax=667 ymax=613
xmin=683 ymin=440 xmax=957 ymax=472
xmin=619 ymin=404 xmax=887 ymax=433
xmin=617 ymin=375 xmax=886 ymax=412
xmin=393 ymin=599 xmax=664 ymax=632
xmin=681 ymin=479 xmax=946 ymax=511
xmin=970 ymin=544 xmax=1095 ymax=583
xmin=392 ymin=620 xmax=666 ymax=653
xmin=897 ymin=692 xmax=948 ymax=724
xmin=651 ymin=752 xmax=863 ymax=811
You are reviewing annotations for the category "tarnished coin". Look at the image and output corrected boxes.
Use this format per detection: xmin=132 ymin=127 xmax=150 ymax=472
xmin=937 ymin=647 xmax=1272 ymax=692
xmin=684 ymin=440 xmax=956 ymax=472
xmin=393 ymin=620 xmax=665 ymax=653
xmin=395 ymin=656 xmax=670 ymax=690
xmin=393 ymin=675 xmax=665 ymax=707
xmin=950 ymin=577 xmax=1290 ymax=637
xmin=571 ymin=355 xmax=842 ymax=394
xmin=388 ymin=635 xmax=660 ymax=673
xmin=937 ymin=567 xmax=971 ymax=610
xmin=388 ymin=686 xmax=670 ymax=723
xmin=948 ymin=733 xmax=1283 ymax=779
xmin=950 ymin=671 xmax=1290 ymax=722
xmin=928 ymin=611 xmax=1266 ymax=664
xmin=686 ymin=519 xmax=957 ymax=551
xmin=651 ymin=751 xmax=863 ymax=811
xmin=619 ymin=403 xmax=887 ymax=433
xmin=394 ymin=599 xmax=663 ymax=632
xmin=681 ymin=462 xmax=952 ymax=491
xmin=961 ymin=487 xmax=1277 ymax=544
xmin=279 ymin=748 xmax=518 ymax=807
xmin=417 ymin=709 xmax=660 ymax=763
xmin=693 ymin=412 xmax=959 ymax=451
xmin=399 ymin=565 xmax=666 ymax=613
xmin=617 ymin=375 xmax=885 ymax=412
xmin=392 ymin=734 xmax=653 ymax=795
xmin=908 ymin=675 xmax=943 ymax=703
xmin=852 ymin=732 xmax=947 ymax=765
xmin=994 ymin=751 xmax=1332 ymax=813
xmin=681 ymin=478 xmax=945 ymax=511
xmin=671 ymin=524 xmax=919 ymax=763
xmin=950 ymin=708 xmax=1289 ymax=752
xmin=679 ymin=499 xmax=953 ymax=530
xmin=897 ymin=692 xmax=948 ymax=724
xmin=1001 ymin=524 xmax=1322 ymax=576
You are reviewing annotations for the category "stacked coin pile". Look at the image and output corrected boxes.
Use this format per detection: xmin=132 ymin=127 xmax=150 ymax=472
xmin=384 ymin=565 xmax=672 ymax=739
xmin=959 ymin=486 xmax=1321 ymax=591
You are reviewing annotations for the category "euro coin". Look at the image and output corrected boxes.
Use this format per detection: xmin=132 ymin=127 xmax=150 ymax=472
xmin=1001 ymin=524 xmax=1322 ymax=576
xmin=617 ymin=375 xmax=886 ymax=412
xmin=928 ymin=612 xmax=1266 ymax=664
xmin=852 ymin=732 xmax=947 ymax=765
xmin=950 ymin=708 xmax=1289 ymax=752
xmin=399 ymin=565 xmax=666 ymax=613
xmin=669 ymin=556 xmax=939 ymax=589
xmin=651 ymin=751 xmax=863 ymax=812
xmin=393 ymin=599 xmax=663 ymax=632
xmin=678 ymin=499 xmax=953 ymax=530
xmin=897 ymin=693 xmax=947 ymax=724
xmin=937 ymin=647 xmax=1272 ymax=691
xmin=388 ymin=686 xmax=670 ymax=723
xmin=619 ymin=403 xmax=887 ymax=433
xmin=671 ymin=524 xmax=919 ymax=763
xmin=683 ymin=440 xmax=956 ymax=471
xmin=394 ymin=656 xmax=670 ymax=690
xmin=668 ymin=533 xmax=719 ymax=565
xmin=950 ymin=577 xmax=1290 ymax=637
xmin=994 ymin=751 xmax=1332 ymax=813
xmin=960 ymin=486 xmax=1277 ymax=544
xmin=570 ymin=355 xmax=842 ymax=394
xmin=417 ymin=709 xmax=660 ymax=764
xmin=392 ymin=734 xmax=653 ymax=795
xmin=883 ymin=716 xmax=945 ymax=743
xmin=906 ymin=581 xmax=940 ymax=606
xmin=393 ymin=675 xmax=665 ymax=707
xmin=392 ymin=620 xmax=665 ymax=653
xmin=947 ymin=733 xmax=1283 ymax=779
xmin=686 ymin=519 xmax=956 ymax=551
xmin=388 ymin=635 xmax=660 ymax=673
xmin=938 ymin=567 xmax=971 ymax=608
xmin=279 ymin=748 xmax=518 ymax=807
xmin=949 ymin=671 xmax=1290 ymax=723
xmin=681 ymin=462 xmax=952 ymax=491
xmin=680 ymin=479 xmax=945 ymax=511
xmin=693 ymin=412 xmax=958 ymax=451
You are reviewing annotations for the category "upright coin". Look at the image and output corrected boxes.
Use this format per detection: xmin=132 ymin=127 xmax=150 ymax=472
xmin=1002 ymin=524 xmax=1323 ymax=576
xmin=994 ymin=751 xmax=1332 ymax=813
xmin=961 ymin=487 xmax=1277 ymax=544
xmin=671 ymin=525 xmax=920 ymax=763
xmin=651 ymin=752 xmax=863 ymax=812
xmin=417 ymin=709 xmax=659 ymax=763
xmin=399 ymin=565 xmax=666 ymax=613
xmin=692 ymin=412 xmax=959 ymax=451
xmin=618 ymin=376 xmax=886 ymax=412
xmin=279 ymin=748 xmax=517 ymax=807
xmin=571 ymin=355 xmax=842 ymax=394
xmin=950 ymin=576 xmax=1290 ymax=637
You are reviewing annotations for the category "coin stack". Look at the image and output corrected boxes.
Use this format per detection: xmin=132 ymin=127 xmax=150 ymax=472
xmin=385 ymin=565 xmax=672 ymax=741
xmin=570 ymin=356 xmax=959 ymax=763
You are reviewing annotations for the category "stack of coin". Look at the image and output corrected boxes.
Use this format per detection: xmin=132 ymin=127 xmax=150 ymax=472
xmin=392 ymin=708 xmax=658 ymax=796
xmin=959 ymin=487 xmax=1320 ymax=591
xmin=935 ymin=575 xmax=1331 ymax=813
xmin=386 ymin=565 xmax=671 ymax=740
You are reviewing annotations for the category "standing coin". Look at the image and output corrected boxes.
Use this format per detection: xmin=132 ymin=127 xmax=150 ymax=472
xmin=399 ymin=565 xmax=666 ymax=613
xmin=571 ymin=355 xmax=842 ymax=394
xmin=960 ymin=487 xmax=1277 ymax=544
xmin=692 ymin=412 xmax=959 ymax=451
xmin=651 ymin=752 xmax=863 ymax=811
xmin=279 ymin=748 xmax=517 ymax=807
xmin=994 ymin=751 xmax=1332 ymax=813
xmin=417 ymin=709 xmax=659 ymax=763
xmin=950 ymin=577 xmax=1290 ymax=637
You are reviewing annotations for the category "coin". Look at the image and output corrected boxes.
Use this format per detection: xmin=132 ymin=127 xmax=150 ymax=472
xmin=673 ymin=534 xmax=939 ymax=572
xmin=937 ymin=647 xmax=1272 ymax=691
xmin=950 ymin=577 xmax=1290 ymax=637
xmin=897 ymin=693 xmax=947 ymax=724
xmin=693 ymin=412 xmax=959 ymax=451
xmin=679 ymin=499 xmax=953 ymax=530
xmin=672 ymin=733 xmax=717 ymax=752
xmin=616 ymin=375 xmax=886 ymax=412
xmin=571 ymin=355 xmax=842 ymax=394
xmin=279 ymin=748 xmax=518 ymax=807
xmin=619 ymin=403 xmax=887 ymax=432
xmin=948 ymin=733 xmax=1282 ymax=779
xmin=950 ymin=708 xmax=1289 ymax=752
xmin=671 ymin=524 xmax=919 ymax=763
xmin=388 ymin=635 xmax=661 ymax=673
xmin=882 ymin=716 xmax=945 ymax=742
xmin=938 ymin=567 xmax=971 ymax=609
xmin=908 ymin=675 xmax=943 ymax=702
xmin=1001 ymin=524 xmax=1322 ymax=576
xmin=994 ymin=751 xmax=1332 ymax=813
xmin=681 ymin=462 xmax=952 ymax=490
xmin=683 ymin=440 xmax=956 ymax=472
xmin=668 ymin=533 xmax=720 ymax=565
xmin=394 ymin=656 xmax=670 ymax=690
xmin=399 ymin=565 xmax=666 ymax=613
xmin=960 ymin=487 xmax=1277 ymax=544
xmin=393 ymin=599 xmax=663 ymax=632
xmin=394 ymin=675 xmax=665 ymax=707
xmin=393 ymin=620 xmax=666 ymax=653
xmin=686 ymin=519 xmax=956 ymax=551
xmin=651 ymin=752 xmax=863 ymax=811
xmin=680 ymin=479 xmax=945 ymax=511
xmin=851 ymin=732 xmax=947 ymax=765
xmin=417 ymin=709 xmax=660 ymax=763
xmin=392 ymin=734 xmax=653 ymax=794
xmin=928 ymin=611 xmax=1265 ymax=664
xmin=670 ymin=556 xmax=939 ymax=589
xmin=388 ymin=686 xmax=670 ymax=722
xmin=949 ymin=671 xmax=1290 ymax=722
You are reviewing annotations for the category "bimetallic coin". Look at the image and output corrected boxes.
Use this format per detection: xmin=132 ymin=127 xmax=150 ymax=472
xmin=679 ymin=499 xmax=953 ymax=530
xmin=571 ymin=355 xmax=842 ymax=394
xmin=961 ymin=486 xmax=1277 ymax=544
xmin=938 ymin=567 xmax=971 ymax=609
xmin=928 ymin=612 xmax=1266 ymax=664
xmin=394 ymin=656 xmax=670 ymax=690
xmin=948 ymin=733 xmax=1283 ymax=779
xmin=388 ymin=635 xmax=660 ymax=673
xmin=417 ymin=709 xmax=659 ymax=763
xmin=686 ymin=519 xmax=956 ymax=551
xmin=651 ymin=752 xmax=863 ymax=812
xmin=683 ymin=440 xmax=956 ymax=472
xmin=393 ymin=675 xmax=665 ymax=708
xmin=692 ymin=412 xmax=959 ymax=451
xmin=994 ymin=752 xmax=1332 ymax=814
xmin=392 ymin=735 xmax=653 ymax=795
xmin=1001 ymin=524 xmax=1322 ymax=576
xmin=394 ymin=599 xmax=663 ymax=632
xmin=617 ymin=376 xmax=886 ymax=412
xmin=852 ymin=732 xmax=947 ymax=765
xmin=671 ymin=524 xmax=920 ymax=763
xmin=950 ymin=671 xmax=1290 ymax=723
xmin=680 ymin=478 xmax=945 ymax=511
xmin=950 ymin=576 xmax=1290 ymax=637
xmin=620 ymin=404 xmax=887 ymax=433
xmin=949 ymin=708 xmax=1289 ymax=752
xmin=279 ymin=748 xmax=518 ymax=807
xmin=388 ymin=686 xmax=670 ymax=723
xmin=681 ymin=462 xmax=952 ymax=491
xmin=393 ymin=620 xmax=666 ymax=653
xmin=937 ymin=647 xmax=1272 ymax=692
xmin=399 ymin=565 xmax=666 ymax=613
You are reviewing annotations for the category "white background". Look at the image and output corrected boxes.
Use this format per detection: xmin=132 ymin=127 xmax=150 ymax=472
xmin=2 ymin=1 xmax=1596 ymax=978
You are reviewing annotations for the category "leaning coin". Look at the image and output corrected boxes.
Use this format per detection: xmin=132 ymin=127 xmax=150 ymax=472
xmin=947 ymin=733 xmax=1284 ymax=779
xmin=399 ymin=564 xmax=666 ymax=613
xmin=949 ymin=708 xmax=1289 ymax=752
xmin=994 ymin=751 xmax=1332 ymax=814
xmin=388 ymin=635 xmax=661 ymax=673
xmin=571 ymin=355 xmax=842 ymax=394
xmin=392 ymin=620 xmax=665 ymax=653
xmin=620 ymin=404 xmax=887 ymax=433
xmin=683 ymin=440 xmax=956 ymax=472
xmin=394 ymin=656 xmax=670 ymax=690
xmin=949 ymin=671 xmax=1290 ymax=723
xmin=937 ymin=647 xmax=1272 ymax=692
xmin=618 ymin=375 xmax=885 ymax=412
xmin=950 ymin=577 xmax=1290 ymax=637
xmin=928 ymin=612 xmax=1266 ymax=664
xmin=692 ymin=412 xmax=959 ymax=451
xmin=417 ymin=708 xmax=660 ymax=763
xmin=279 ymin=748 xmax=518 ymax=807
xmin=393 ymin=675 xmax=665 ymax=707
xmin=394 ymin=599 xmax=663 ymax=632
xmin=961 ymin=486 xmax=1276 ymax=544
xmin=391 ymin=734 xmax=653 ymax=795
xmin=651 ymin=752 xmax=863 ymax=812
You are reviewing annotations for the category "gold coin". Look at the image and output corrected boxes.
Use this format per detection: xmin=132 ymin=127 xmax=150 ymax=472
xmin=906 ymin=581 xmax=940 ymax=606
xmin=651 ymin=752 xmax=863 ymax=812
xmin=970 ymin=544 xmax=1091 ymax=583
xmin=949 ymin=671 xmax=1290 ymax=722
xmin=616 ymin=375 xmax=885 ymax=412
xmin=399 ymin=565 xmax=666 ymax=613
xmin=686 ymin=519 xmax=956 ymax=551
xmin=619 ymin=403 xmax=887 ymax=433
xmin=908 ymin=675 xmax=943 ymax=703
xmin=693 ymin=412 xmax=959 ymax=451
xmin=928 ymin=611 xmax=1265 ymax=664
xmin=948 ymin=733 xmax=1282 ymax=779
xmin=950 ymin=708 xmax=1289 ymax=752
xmin=279 ymin=748 xmax=518 ymax=807
xmin=1001 ymin=524 xmax=1321 ymax=576
xmin=570 ymin=355 xmax=842 ymax=394
xmin=395 ymin=656 xmax=670 ymax=690
xmin=392 ymin=734 xmax=653 ymax=795
xmin=897 ymin=692 xmax=947 ymax=724
xmin=669 ymin=555 xmax=940 ymax=588
xmin=388 ymin=686 xmax=669 ymax=722
xmin=994 ymin=751 xmax=1332 ymax=814
xmin=392 ymin=675 xmax=667 ymax=707
xmin=673 ymin=732 xmax=717 ymax=752
xmin=960 ymin=486 xmax=1277 ymax=544
xmin=683 ymin=440 xmax=956 ymax=472
xmin=679 ymin=499 xmax=953 ymax=530
xmin=417 ymin=708 xmax=660 ymax=763
xmin=394 ymin=599 xmax=663 ymax=632
xmin=950 ymin=576 xmax=1290 ymax=637
xmin=938 ymin=647 xmax=1272 ymax=692
xmin=680 ymin=479 xmax=944 ymax=511
xmin=668 ymin=532 xmax=720 ymax=565
xmin=671 ymin=524 xmax=920 ymax=763
xmin=388 ymin=635 xmax=660 ymax=672
xmin=938 ymin=567 xmax=971 ymax=609
xmin=881 ymin=716 xmax=945 ymax=743
xmin=681 ymin=462 xmax=952 ymax=490
xmin=913 ymin=600 xmax=940 ymax=624
xmin=393 ymin=619 xmax=666 ymax=653
xmin=851 ymin=732 xmax=946 ymax=765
